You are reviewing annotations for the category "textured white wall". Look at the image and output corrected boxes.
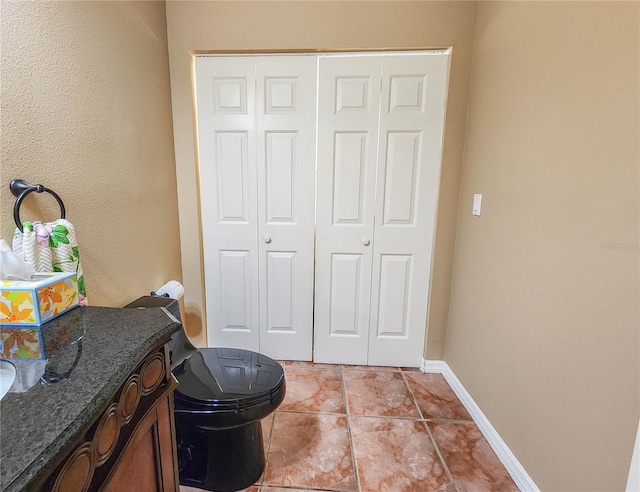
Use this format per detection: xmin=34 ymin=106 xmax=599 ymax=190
xmin=1 ymin=1 xmax=182 ymax=307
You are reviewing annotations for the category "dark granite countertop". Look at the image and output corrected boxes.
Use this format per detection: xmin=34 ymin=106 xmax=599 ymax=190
xmin=0 ymin=306 xmax=181 ymax=491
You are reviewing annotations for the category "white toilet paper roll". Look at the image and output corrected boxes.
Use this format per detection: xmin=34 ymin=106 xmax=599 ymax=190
xmin=155 ymin=280 xmax=184 ymax=300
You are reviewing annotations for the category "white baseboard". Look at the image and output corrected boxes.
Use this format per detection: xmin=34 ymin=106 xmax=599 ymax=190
xmin=627 ymin=419 xmax=640 ymax=491
xmin=421 ymin=358 xmax=444 ymax=373
xmin=422 ymin=359 xmax=539 ymax=492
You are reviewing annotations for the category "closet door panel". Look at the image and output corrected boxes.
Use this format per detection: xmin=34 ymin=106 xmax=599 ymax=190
xmin=220 ymin=250 xmax=252 ymax=330
xmin=256 ymin=56 xmax=317 ymax=360
xmin=195 ymin=57 xmax=259 ymax=351
xmin=314 ymin=56 xmax=381 ymax=364
xmin=332 ymin=132 xmax=368 ymax=224
xmin=216 ymin=131 xmax=250 ymax=222
xmin=375 ymin=254 xmax=412 ymax=337
xmin=382 ymin=131 xmax=422 ymax=225
xmin=329 ymin=253 xmax=367 ymax=337
xmin=368 ymin=53 xmax=450 ymax=367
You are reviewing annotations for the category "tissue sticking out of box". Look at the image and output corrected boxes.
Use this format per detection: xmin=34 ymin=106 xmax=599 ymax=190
xmin=0 ymin=239 xmax=35 ymax=281
xmin=155 ymin=280 xmax=184 ymax=300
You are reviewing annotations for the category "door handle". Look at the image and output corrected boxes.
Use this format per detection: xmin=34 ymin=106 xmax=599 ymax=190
xmin=361 ymin=237 xmax=371 ymax=246
xmin=263 ymin=234 xmax=272 ymax=244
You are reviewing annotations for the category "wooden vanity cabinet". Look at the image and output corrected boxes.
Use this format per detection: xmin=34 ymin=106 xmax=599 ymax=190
xmin=36 ymin=343 xmax=180 ymax=492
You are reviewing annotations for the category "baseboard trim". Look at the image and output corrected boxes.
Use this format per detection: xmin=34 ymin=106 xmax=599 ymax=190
xmin=627 ymin=419 xmax=640 ymax=491
xmin=422 ymin=359 xmax=540 ymax=492
xmin=421 ymin=358 xmax=444 ymax=373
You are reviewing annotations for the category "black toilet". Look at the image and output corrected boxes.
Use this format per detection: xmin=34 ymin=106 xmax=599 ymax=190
xmin=125 ymin=296 xmax=286 ymax=492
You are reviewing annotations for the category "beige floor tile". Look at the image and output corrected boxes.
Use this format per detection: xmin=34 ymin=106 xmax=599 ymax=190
xmin=342 ymin=368 xmax=420 ymax=418
xmin=349 ymin=416 xmax=454 ymax=492
xmin=280 ymin=366 xmax=345 ymax=414
xmin=262 ymin=413 xmax=276 ymax=454
xmin=429 ymin=421 xmax=519 ymax=492
xmin=263 ymin=412 xmax=357 ymax=491
xmin=404 ymin=372 xmax=472 ymax=421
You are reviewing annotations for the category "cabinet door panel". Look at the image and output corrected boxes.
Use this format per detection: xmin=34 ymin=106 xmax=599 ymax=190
xmin=102 ymin=418 xmax=160 ymax=492
xmin=102 ymin=396 xmax=178 ymax=492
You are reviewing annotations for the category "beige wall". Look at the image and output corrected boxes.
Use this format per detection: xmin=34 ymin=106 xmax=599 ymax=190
xmin=3 ymin=1 xmax=637 ymax=488
xmin=165 ymin=0 xmax=477 ymax=351
xmin=445 ymin=2 xmax=639 ymax=490
xmin=0 ymin=1 xmax=182 ymax=307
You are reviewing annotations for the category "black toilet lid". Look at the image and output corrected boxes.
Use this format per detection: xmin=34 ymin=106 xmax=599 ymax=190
xmin=173 ymin=348 xmax=284 ymax=409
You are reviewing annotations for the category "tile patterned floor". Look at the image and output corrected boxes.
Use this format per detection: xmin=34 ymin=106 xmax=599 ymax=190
xmin=181 ymin=363 xmax=519 ymax=492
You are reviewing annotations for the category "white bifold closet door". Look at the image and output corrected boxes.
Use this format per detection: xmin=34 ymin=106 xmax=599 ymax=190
xmin=195 ymin=56 xmax=317 ymax=360
xmin=314 ymin=53 xmax=450 ymax=366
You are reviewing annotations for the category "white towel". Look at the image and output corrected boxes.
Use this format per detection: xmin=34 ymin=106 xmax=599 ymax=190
xmin=13 ymin=219 xmax=88 ymax=306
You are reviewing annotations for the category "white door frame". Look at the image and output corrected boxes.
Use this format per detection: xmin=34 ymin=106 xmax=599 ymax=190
xmin=194 ymin=50 xmax=451 ymax=366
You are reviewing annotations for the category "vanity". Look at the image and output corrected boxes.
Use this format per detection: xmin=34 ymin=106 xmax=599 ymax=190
xmin=0 ymin=306 xmax=182 ymax=491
